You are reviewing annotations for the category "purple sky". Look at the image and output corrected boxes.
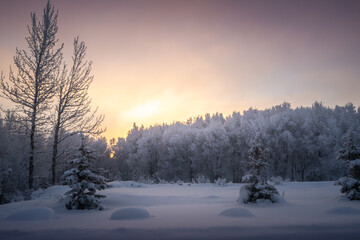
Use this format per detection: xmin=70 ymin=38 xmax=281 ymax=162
xmin=1 ymin=0 xmax=360 ymax=139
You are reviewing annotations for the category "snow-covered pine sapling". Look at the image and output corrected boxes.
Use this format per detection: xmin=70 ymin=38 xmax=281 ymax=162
xmin=238 ymin=134 xmax=279 ymax=204
xmin=337 ymin=130 xmax=360 ymax=200
xmin=63 ymin=142 xmax=108 ymax=210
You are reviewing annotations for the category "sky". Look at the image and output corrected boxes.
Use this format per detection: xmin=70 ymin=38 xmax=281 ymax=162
xmin=1 ymin=0 xmax=360 ymax=140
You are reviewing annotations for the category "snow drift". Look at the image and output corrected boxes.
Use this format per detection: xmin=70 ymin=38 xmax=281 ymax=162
xmin=6 ymin=207 xmax=54 ymax=221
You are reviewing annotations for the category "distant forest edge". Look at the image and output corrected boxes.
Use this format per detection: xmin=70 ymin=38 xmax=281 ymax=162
xmin=1 ymin=101 xmax=359 ymax=199
xmin=112 ymin=101 xmax=356 ymax=183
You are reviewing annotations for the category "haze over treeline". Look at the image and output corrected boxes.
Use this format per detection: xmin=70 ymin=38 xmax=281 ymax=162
xmin=112 ymin=102 xmax=356 ymax=183
xmin=1 ymin=0 xmax=360 ymax=140
xmin=1 ymin=101 xmax=359 ymax=203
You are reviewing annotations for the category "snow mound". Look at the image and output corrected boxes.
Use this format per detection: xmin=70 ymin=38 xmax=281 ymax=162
xmin=31 ymin=188 xmax=45 ymax=199
xmin=326 ymin=207 xmax=360 ymax=215
xmin=219 ymin=208 xmax=254 ymax=218
xmin=110 ymin=208 xmax=151 ymax=220
xmin=7 ymin=207 xmax=54 ymax=221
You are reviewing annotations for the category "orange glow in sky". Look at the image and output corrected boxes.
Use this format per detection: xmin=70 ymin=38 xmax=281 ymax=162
xmin=1 ymin=0 xmax=360 ymax=140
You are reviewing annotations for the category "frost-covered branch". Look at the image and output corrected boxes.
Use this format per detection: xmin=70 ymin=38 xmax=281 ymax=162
xmin=0 ymin=1 xmax=63 ymax=189
xmin=51 ymin=37 xmax=104 ymax=185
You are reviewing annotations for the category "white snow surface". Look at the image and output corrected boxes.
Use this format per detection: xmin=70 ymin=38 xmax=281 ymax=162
xmin=219 ymin=208 xmax=254 ymax=218
xmin=110 ymin=207 xmax=151 ymax=220
xmin=1 ymin=181 xmax=360 ymax=239
xmin=6 ymin=207 xmax=54 ymax=221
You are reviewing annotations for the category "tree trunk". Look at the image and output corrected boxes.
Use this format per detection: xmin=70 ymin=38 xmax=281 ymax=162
xmin=29 ymin=111 xmax=36 ymax=189
xmin=51 ymin=125 xmax=59 ymax=185
xmin=301 ymin=168 xmax=305 ymax=182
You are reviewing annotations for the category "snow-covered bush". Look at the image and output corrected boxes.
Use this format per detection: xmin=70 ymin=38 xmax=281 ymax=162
xmin=338 ymin=177 xmax=360 ymax=200
xmin=31 ymin=188 xmax=44 ymax=199
xmin=193 ymin=175 xmax=211 ymax=184
xmin=238 ymin=134 xmax=279 ymax=204
xmin=239 ymin=179 xmax=279 ymax=204
xmin=0 ymin=167 xmax=29 ymax=204
xmin=241 ymin=174 xmax=253 ymax=183
xmin=177 ymin=180 xmax=184 ymax=185
xmin=138 ymin=176 xmax=162 ymax=184
xmin=270 ymin=176 xmax=283 ymax=185
xmin=214 ymin=178 xmax=227 ymax=187
xmin=63 ymin=143 xmax=108 ymax=210
xmin=0 ymin=190 xmax=25 ymax=204
xmin=337 ymin=130 xmax=360 ymax=200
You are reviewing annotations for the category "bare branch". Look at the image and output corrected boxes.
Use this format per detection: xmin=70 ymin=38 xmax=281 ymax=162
xmin=0 ymin=0 xmax=63 ymax=189
xmin=51 ymin=37 xmax=104 ymax=185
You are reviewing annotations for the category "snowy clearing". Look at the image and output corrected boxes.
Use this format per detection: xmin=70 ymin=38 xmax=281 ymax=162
xmin=0 ymin=181 xmax=360 ymax=239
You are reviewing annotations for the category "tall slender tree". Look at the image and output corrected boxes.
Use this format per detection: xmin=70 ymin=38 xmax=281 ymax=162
xmin=51 ymin=37 xmax=104 ymax=185
xmin=0 ymin=1 xmax=63 ymax=189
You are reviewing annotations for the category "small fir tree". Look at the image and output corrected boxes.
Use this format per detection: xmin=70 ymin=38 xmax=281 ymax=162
xmin=63 ymin=140 xmax=108 ymax=210
xmin=338 ymin=130 xmax=360 ymax=200
xmin=238 ymin=134 xmax=279 ymax=204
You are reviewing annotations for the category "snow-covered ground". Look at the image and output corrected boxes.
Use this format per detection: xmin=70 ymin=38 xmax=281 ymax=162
xmin=1 ymin=181 xmax=360 ymax=239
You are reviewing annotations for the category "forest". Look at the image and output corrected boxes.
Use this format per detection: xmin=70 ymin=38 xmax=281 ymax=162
xmin=2 ymin=2 xmax=360 ymax=240
xmin=0 ymin=1 xmax=359 ymax=205
xmin=1 ymin=101 xmax=359 ymax=203
xmin=111 ymin=101 xmax=357 ymax=183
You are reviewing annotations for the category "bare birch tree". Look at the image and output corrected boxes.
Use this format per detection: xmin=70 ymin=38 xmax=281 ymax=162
xmin=0 ymin=1 xmax=63 ymax=189
xmin=51 ymin=37 xmax=104 ymax=185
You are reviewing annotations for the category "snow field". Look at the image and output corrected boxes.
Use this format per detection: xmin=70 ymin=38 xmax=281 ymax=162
xmin=0 ymin=181 xmax=360 ymax=239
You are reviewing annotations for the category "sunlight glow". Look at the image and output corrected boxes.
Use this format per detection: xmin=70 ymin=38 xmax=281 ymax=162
xmin=127 ymin=100 xmax=160 ymax=120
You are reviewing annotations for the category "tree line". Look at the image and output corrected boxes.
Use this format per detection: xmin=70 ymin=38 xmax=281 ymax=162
xmin=111 ymin=102 xmax=358 ymax=184
xmin=1 ymin=100 xmax=359 ymax=203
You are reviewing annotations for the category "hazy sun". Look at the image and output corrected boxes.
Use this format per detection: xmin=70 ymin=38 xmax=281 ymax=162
xmin=127 ymin=100 xmax=160 ymax=120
